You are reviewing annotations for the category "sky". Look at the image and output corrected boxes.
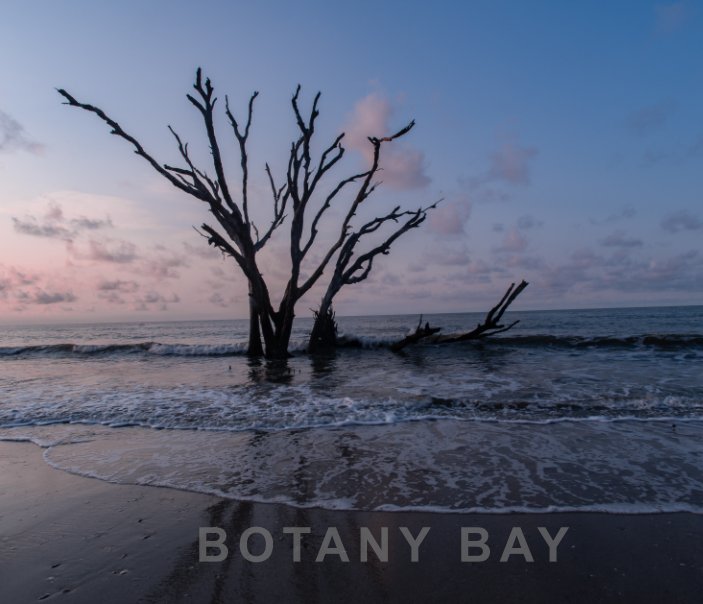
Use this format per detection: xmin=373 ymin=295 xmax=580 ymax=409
xmin=0 ymin=0 xmax=701 ymax=323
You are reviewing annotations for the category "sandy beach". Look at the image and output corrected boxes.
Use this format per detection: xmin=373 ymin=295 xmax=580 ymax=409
xmin=1 ymin=441 xmax=701 ymax=603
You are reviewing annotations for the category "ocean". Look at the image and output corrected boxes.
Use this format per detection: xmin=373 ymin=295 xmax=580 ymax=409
xmin=1 ymin=306 xmax=702 ymax=514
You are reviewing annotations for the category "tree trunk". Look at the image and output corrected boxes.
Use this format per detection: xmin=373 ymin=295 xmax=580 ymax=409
xmin=247 ymin=283 xmax=264 ymax=357
xmin=263 ymin=329 xmax=292 ymax=359
xmin=271 ymin=301 xmax=295 ymax=359
xmin=308 ymin=295 xmax=338 ymax=353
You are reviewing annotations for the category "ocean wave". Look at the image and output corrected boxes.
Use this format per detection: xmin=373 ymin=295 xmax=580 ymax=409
xmin=1 ymin=332 xmax=701 ymax=358
xmin=491 ymin=333 xmax=703 ymax=349
xmin=0 ymin=341 xmax=252 ymax=357
xmin=333 ymin=332 xmax=703 ymax=350
xmin=1 ymin=388 xmax=701 ymax=435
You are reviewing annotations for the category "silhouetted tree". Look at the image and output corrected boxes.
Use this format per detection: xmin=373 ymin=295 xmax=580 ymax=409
xmin=308 ymin=201 xmax=435 ymax=352
xmin=59 ymin=69 xmax=433 ymax=358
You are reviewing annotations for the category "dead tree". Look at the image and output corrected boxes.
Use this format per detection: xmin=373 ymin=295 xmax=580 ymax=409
xmin=390 ymin=280 xmax=529 ymax=352
xmin=308 ymin=200 xmax=437 ymax=352
xmin=59 ymin=69 xmax=432 ymax=358
xmin=309 ymin=305 xmax=339 ymax=351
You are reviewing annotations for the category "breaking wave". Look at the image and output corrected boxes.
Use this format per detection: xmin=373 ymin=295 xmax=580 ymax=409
xmin=0 ymin=341 xmax=251 ymax=357
xmin=2 ymin=333 xmax=702 ymax=358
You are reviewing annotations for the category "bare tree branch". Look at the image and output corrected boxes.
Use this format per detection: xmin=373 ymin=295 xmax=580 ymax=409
xmin=390 ymin=280 xmax=529 ymax=352
xmin=225 ymin=91 xmax=259 ymax=228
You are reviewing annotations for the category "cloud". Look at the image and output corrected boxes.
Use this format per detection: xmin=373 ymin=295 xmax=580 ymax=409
xmin=0 ymin=266 xmax=60 ymax=305
xmin=345 ymin=93 xmax=430 ymax=190
xmin=0 ymin=109 xmax=44 ymax=155
xmin=67 ymin=239 xmax=139 ymax=264
xmin=495 ymin=228 xmax=528 ymax=253
xmin=505 ymin=254 xmax=546 ymax=271
xmin=183 ymin=241 xmax=224 ymax=260
xmin=424 ymin=245 xmax=471 ymax=266
xmin=1 ymin=263 xmax=80 ymax=309
xmin=590 ymin=206 xmax=637 ymax=225
xmin=472 ymin=140 xmax=538 ymax=189
xmin=642 ymin=132 xmax=703 ymax=166
xmin=140 ymin=252 xmax=189 ymax=280
xmin=407 ymin=274 xmax=437 ymax=286
xmin=661 ymin=210 xmax=703 ymax=233
xmin=31 ymin=291 xmax=77 ymax=305
xmin=70 ymin=216 xmax=113 ymax=230
xmin=381 ymin=273 xmax=401 ymax=286
xmin=466 ymin=259 xmax=507 ymax=276
xmin=208 ymin=292 xmax=229 ymax=307
xmin=516 ymin=215 xmax=542 ymax=230
xmin=600 ymin=230 xmax=643 ymax=248
xmin=12 ymin=202 xmax=112 ymax=241
xmin=626 ymin=102 xmax=674 ymax=136
xmin=428 ymin=195 xmax=472 ymax=235
xmin=210 ymin=265 xmax=240 ymax=282
xmin=536 ymin=247 xmax=703 ymax=296
xmin=134 ymin=291 xmax=180 ymax=311
xmin=97 ymin=291 xmax=127 ymax=305
xmin=475 ymin=188 xmax=511 ymax=203
xmin=45 ymin=204 xmax=63 ymax=221
xmin=12 ymin=217 xmax=74 ymax=240
xmin=97 ymin=279 xmax=140 ymax=293
xmin=96 ymin=280 xmax=139 ymax=305
xmin=12 ymin=288 xmax=77 ymax=306
xmin=3 ymin=267 xmax=39 ymax=287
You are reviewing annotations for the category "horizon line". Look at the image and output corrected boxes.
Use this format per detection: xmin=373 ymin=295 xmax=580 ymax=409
xmin=1 ymin=303 xmax=700 ymax=328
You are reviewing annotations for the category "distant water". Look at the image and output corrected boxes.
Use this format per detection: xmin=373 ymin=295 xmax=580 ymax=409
xmin=1 ymin=306 xmax=702 ymax=513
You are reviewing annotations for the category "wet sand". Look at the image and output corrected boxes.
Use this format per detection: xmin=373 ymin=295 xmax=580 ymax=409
xmin=1 ymin=441 xmax=702 ymax=603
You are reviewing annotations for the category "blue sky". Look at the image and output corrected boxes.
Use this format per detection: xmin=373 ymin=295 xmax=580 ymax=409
xmin=0 ymin=1 xmax=701 ymax=322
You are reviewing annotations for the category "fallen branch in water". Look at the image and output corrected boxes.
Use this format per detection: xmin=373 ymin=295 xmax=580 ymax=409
xmin=390 ymin=315 xmax=442 ymax=352
xmin=390 ymin=280 xmax=528 ymax=352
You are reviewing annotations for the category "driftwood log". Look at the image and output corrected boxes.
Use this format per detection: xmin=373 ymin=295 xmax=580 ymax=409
xmin=390 ymin=280 xmax=528 ymax=352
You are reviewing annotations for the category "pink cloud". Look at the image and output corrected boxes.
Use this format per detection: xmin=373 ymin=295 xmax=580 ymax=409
xmin=97 ymin=279 xmax=140 ymax=293
xmin=68 ymin=239 xmax=139 ymax=264
xmin=495 ymin=228 xmax=528 ymax=253
xmin=183 ymin=241 xmax=225 ymax=260
xmin=486 ymin=142 xmax=538 ymax=185
xmin=0 ymin=265 xmax=77 ymax=309
xmin=469 ymin=138 xmax=538 ymax=192
xmin=28 ymin=290 xmax=77 ymax=305
xmin=134 ymin=291 xmax=180 ymax=311
xmin=139 ymin=252 xmax=189 ymax=280
xmin=12 ymin=202 xmax=112 ymax=241
xmin=0 ymin=266 xmax=41 ymax=301
xmin=345 ymin=93 xmax=430 ymax=190
xmin=428 ymin=195 xmax=472 ymax=235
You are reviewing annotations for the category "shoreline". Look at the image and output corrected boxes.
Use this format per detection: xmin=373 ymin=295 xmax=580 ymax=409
xmin=5 ymin=419 xmax=703 ymax=515
xmin=2 ymin=441 xmax=702 ymax=602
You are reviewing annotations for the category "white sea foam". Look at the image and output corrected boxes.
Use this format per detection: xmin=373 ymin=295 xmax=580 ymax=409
xmin=2 ymin=381 xmax=702 ymax=434
xmin=2 ymin=419 xmax=702 ymax=514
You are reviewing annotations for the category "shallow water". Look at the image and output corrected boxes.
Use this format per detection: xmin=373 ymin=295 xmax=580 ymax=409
xmin=1 ymin=306 xmax=702 ymax=512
